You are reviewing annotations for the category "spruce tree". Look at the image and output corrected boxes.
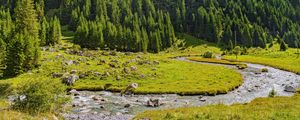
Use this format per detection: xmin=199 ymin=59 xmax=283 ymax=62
xmin=39 ymin=16 xmax=48 ymax=46
xmin=48 ymin=16 xmax=61 ymax=45
xmin=5 ymin=0 xmax=41 ymax=76
xmin=4 ymin=33 xmax=25 ymax=77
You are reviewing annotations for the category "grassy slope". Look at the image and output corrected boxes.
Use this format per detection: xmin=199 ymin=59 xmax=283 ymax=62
xmin=135 ymin=95 xmax=300 ymax=120
xmin=0 ymin=33 xmax=242 ymax=95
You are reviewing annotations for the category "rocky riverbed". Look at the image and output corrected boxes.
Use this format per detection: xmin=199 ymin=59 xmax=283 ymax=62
xmin=63 ymin=57 xmax=300 ymax=120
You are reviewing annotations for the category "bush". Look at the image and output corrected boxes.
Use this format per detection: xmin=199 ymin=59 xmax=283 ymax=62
xmin=236 ymin=64 xmax=248 ymax=70
xmin=0 ymin=83 xmax=12 ymax=96
xmin=12 ymin=79 xmax=69 ymax=114
xmin=203 ymin=51 xmax=214 ymax=58
xmin=268 ymin=88 xmax=277 ymax=97
xmin=261 ymin=68 xmax=269 ymax=72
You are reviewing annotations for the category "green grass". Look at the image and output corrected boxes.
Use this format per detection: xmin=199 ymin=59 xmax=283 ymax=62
xmin=188 ymin=57 xmax=244 ymax=66
xmin=225 ymin=46 xmax=300 ymax=74
xmin=135 ymin=94 xmax=300 ymax=120
xmin=74 ymin=59 xmax=242 ymax=95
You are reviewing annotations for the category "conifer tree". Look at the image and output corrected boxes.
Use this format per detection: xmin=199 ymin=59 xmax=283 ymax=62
xmin=4 ymin=33 xmax=25 ymax=77
xmin=48 ymin=16 xmax=61 ymax=45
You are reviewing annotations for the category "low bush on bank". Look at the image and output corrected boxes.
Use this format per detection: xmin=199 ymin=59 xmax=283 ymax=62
xmin=0 ymin=83 xmax=12 ymax=96
xmin=12 ymin=79 xmax=69 ymax=114
xmin=203 ymin=51 xmax=215 ymax=58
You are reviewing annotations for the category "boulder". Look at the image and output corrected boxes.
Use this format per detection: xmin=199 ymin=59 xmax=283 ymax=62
xmin=121 ymin=83 xmax=139 ymax=96
xmin=284 ymin=85 xmax=296 ymax=92
xmin=62 ymin=75 xmax=79 ymax=86
xmin=146 ymin=99 xmax=163 ymax=107
xmin=124 ymin=104 xmax=131 ymax=108
xmin=69 ymin=89 xmax=80 ymax=96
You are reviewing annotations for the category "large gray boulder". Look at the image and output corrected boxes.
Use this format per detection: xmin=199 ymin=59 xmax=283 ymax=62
xmin=62 ymin=74 xmax=79 ymax=86
xmin=284 ymin=85 xmax=296 ymax=92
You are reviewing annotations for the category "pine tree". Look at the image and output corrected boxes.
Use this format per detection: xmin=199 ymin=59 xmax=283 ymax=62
xmin=0 ymin=38 xmax=5 ymax=72
xmin=48 ymin=16 xmax=61 ymax=45
xmin=4 ymin=33 xmax=25 ymax=77
xmin=39 ymin=16 xmax=48 ymax=46
xmin=14 ymin=0 xmax=39 ymax=38
xmin=7 ymin=0 xmax=41 ymax=76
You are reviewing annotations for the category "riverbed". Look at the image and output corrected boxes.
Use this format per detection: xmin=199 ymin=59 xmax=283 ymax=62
xmin=63 ymin=57 xmax=300 ymax=120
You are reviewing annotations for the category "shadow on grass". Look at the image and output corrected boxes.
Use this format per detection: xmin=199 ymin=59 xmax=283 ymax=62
xmin=176 ymin=33 xmax=217 ymax=48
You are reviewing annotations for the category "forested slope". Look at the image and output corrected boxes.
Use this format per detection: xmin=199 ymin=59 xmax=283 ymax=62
xmin=0 ymin=0 xmax=300 ymax=77
xmin=37 ymin=0 xmax=300 ymax=50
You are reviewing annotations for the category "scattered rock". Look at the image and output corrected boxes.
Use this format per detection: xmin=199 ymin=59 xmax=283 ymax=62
xmin=136 ymin=55 xmax=142 ymax=59
xmin=123 ymin=68 xmax=130 ymax=74
xmin=284 ymin=85 xmax=296 ymax=92
xmin=94 ymin=72 xmax=101 ymax=77
xmin=100 ymin=59 xmax=106 ymax=64
xmin=139 ymin=74 xmax=146 ymax=79
xmin=116 ymin=75 xmax=122 ymax=80
xmin=92 ymin=96 xmax=103 ymax=101
xmin=52 ymin=72 xmax=63 ymax=78
xmin=124 ymin=104 xmax=131 ymax=108
xmin=121 ymin=83 xmax=139 ymax=96
xmin=62 ymin=74 xmax=79 ymax=86
xmin=153 ymin=60 xmax=160 ymax=65
xmin=130 ymin=66 xmax=138 ymax=71
xmin=64 ymin=60 xmax=74 ymax=66
xmin=79 ymin=73 xmax=88 ymax=79
xmin=70 ymin=70 xmax=77 ymax=74
xmin=109 ymin=63 xmax=117 ymax=68
xmin=56 ymin=54 xmax=63 ymax=59
xmin=110 ymin=60 xmax=119 ymax=63
xmin=151 ymin=68 xmax=157 ymax=71
xmin=116 ymin=112 xmax=123 ymax=116
xmin=69 ymin=89 xmax=80 ymax=96
xmin=146 ymin=99 xmax=163 ymax=107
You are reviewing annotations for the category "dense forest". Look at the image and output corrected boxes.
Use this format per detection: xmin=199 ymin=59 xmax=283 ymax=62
xmin=0 ymin=0 xmax=300 ymax=77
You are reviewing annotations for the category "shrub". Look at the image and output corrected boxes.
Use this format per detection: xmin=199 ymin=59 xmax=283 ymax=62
xmin=261 ymin=68 xmax=269 ymax=72
xmin=268 ymin=88 xmax=277 ymax=97
xmin=236 ymin=64 xmax=248 ymax=70
xmin=203 ymin=51 xmax=214 ymax=58
xmin=0 ymin=83 xmax=12 ymax=96
xmin=12 ymin=79 xmax=69 ymax=114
